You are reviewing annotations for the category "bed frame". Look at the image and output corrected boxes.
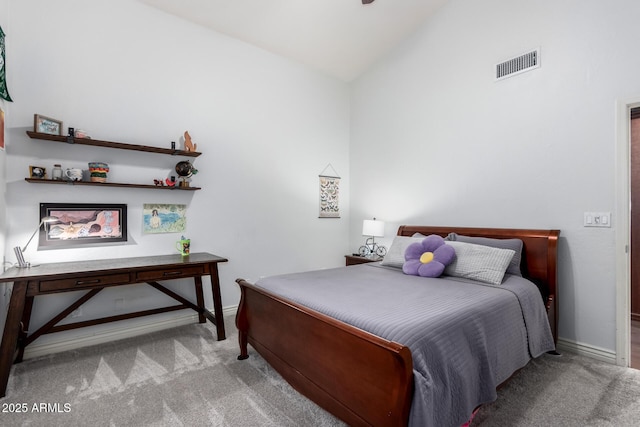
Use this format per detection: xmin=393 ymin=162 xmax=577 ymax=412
xmin=235 ymin=226 xmax=559 ymax=427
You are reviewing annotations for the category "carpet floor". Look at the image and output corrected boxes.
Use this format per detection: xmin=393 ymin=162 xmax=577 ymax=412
xmin=1 ymin=316 xmax=639 ymax=426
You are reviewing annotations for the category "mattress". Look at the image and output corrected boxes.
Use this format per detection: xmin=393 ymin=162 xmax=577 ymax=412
xmin=255 ymin=262 xmax=555 ymax=427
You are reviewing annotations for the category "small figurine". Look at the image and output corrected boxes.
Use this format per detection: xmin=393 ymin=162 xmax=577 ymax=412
xmin=165 ymin=177 xmax=176 ymax=187
xmin=153 ymin=179 xmax=164 ymax=186
xmin=184 ymin=131 xmax=197 ymax=152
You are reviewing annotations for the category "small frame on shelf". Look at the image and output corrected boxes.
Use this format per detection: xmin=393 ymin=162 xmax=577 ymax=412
xmin=39 ymin=203 xmax=127 ymax=248
xmin=33 ymin=114 xmax=63 ymax=136
xmin=29 ymin=165 xmax=46 ymax=179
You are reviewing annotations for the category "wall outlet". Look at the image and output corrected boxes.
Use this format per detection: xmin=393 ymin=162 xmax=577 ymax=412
xmin=584 ymin=212 xmax=611 ymax=228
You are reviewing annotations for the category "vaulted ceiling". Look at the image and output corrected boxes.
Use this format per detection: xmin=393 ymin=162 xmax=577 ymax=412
xmin=138 ymin=0 xmax=450 ymax=81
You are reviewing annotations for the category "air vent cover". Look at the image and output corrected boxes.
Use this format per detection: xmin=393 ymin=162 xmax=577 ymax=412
xmin=495 ymin=49 xmax=540 ymax=81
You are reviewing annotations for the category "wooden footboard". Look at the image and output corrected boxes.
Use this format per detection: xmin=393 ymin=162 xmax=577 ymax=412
xmin=235 ymin=279 xmax=413 ymax=427
xmin=235 ymin=226 xmax=560 ymax=426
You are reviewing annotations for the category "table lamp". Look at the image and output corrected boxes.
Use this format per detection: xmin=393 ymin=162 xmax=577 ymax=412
xmin=13 ymin=216 xmax=58 ymax=268
xmin=359 ymin=218 xmax=387 ymax=257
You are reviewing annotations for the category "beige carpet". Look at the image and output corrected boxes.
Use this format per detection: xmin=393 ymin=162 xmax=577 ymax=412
xmin=1 ymin=316 xmax=344 ymax=427
xmin=1 ymin=315 xmax=639 ymax=426
xmin=472 ymin=350 xmax=640 ymax=426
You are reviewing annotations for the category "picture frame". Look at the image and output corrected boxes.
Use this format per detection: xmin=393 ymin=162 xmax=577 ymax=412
xmin=29 ymin=165 xmax=46 ymax=179
xmin=39 ymin=203 xmax=127 ymax=248
xmin=34 ymin=114 xmax=63 ymax=135
xmin=142 ymin=203 xmax=187 ymax=234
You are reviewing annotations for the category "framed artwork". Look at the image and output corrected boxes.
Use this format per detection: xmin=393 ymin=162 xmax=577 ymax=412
xmin=39 ymin=203 xmax=127 ymax=248
xmin=29 ymin=165 xmax=46 ymax=178
xmin=34 ymin=114 xmax=63 ymax=135
xmin=142 ymin=203 xmax=186 ymax=234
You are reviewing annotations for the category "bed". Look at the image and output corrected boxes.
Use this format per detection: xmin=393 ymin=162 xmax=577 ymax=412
xmin=235 ymin=226 xmax=559 ymax=427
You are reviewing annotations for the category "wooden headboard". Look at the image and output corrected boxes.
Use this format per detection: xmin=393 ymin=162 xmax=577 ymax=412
xmin=397 ymin=225 xmax=560 ymax=342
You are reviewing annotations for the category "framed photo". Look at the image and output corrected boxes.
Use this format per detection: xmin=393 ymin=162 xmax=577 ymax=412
xmin=29 ymin=165 xmax=46 ymax=179
xmin=143 ymin=203 xmax=186 ymax=234
xmin=34 ymin=114 xmax=63 ymax=135
xmin=39 ymin=203 xmax=127 ymax=248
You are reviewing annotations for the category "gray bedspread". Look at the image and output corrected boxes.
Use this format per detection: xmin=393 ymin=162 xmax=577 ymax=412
xmin=255 ymin=263 xmax=555 ymax=427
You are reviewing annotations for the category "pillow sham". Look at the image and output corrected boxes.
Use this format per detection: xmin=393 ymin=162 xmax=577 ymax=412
xmin=444 ymin=241 xmax=515 ymax=285
xmin=446 ymin=233 xmax=523 ymax=276
xmin=380 ymin=235 xmax=425 ymax=268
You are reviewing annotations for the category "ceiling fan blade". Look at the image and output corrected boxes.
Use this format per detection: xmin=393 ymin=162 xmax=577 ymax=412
xmin=362 ymin=0 xmax=375 ymax=4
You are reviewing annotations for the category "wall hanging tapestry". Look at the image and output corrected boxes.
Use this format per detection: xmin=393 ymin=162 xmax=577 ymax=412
xmin=319 ymin=164 xmax=340 ymax=218
xmin=143 ymin=203 xmax=186 ymax=234
xmin=0 ymin=26 xmax=12 ymax=102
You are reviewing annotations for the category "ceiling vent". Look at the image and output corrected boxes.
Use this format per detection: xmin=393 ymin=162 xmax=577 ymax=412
xmin=495 ymin=48 xmax=540 ymax=81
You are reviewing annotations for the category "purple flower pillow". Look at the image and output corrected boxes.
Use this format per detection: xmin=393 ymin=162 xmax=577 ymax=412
xmin=403 ymin=235 xmax=456 ymax=277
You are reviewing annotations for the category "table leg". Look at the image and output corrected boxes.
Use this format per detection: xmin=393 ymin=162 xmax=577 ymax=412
xmin=194 ymin=276 xmax=206 ymax=324
xmin=15 ymin=295 xmax=34 ymax=363
xmin=209 ymin=263 xmax=226 ymax=341
xmin=0 ymin=281 xmax=28 ymax=398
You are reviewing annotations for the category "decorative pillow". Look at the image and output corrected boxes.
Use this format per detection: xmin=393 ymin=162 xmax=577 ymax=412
xmin=446 ymin=233 xmax=523 ymax=277
xmin=444 ymin=241 xmax=515 ymax=285
xmin=380 ymin=236 xmax=425 ymax=268
xmin=402 ymin=235 xmax=456 ymax=277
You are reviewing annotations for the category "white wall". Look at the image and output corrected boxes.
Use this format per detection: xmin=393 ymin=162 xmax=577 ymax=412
xmin=4 ymin=0 xmax=350 ymax=352
xmin=6 ymin=0 xmax=634 ymax=359
xmin=350 ymin=0 xmax=640 ymax=354
xmin=0 ymin=0 xmax=9 ymax=332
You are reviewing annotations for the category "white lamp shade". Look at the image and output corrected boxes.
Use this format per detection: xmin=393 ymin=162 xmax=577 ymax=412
xmin=362 ymin=219 xmax=385 ymax=237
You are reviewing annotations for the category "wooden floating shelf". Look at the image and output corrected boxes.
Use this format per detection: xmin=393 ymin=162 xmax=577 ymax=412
xmin=26 ymin=131 xmax=202 ymax=158
xmin=25 ymin=178 xmax=201 ymax=191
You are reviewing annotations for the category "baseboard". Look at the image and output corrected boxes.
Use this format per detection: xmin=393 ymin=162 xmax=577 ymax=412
xmin=556 ymin=337 xmax=617 ymax=364
xmin=23 ymin=305 xmax=238 ymax=360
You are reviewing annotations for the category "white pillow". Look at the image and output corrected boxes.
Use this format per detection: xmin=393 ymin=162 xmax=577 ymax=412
xmin=444 ymin=241 xmax=515 ymax=285
xmin=380 ymin=235 xmax=425 ymax=268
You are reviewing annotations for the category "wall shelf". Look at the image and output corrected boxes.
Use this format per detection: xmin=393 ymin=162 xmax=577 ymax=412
xmin=26 ymin=131 xmax=202 ymax=158
xmin=25 ymin=131 xmax=202 ymax=191
xmin=25 ymin=178 xmax=200 ymax=191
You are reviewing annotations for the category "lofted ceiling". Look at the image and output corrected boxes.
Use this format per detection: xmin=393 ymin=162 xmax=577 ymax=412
xmin=138 ymin=0 xmax=450 ymax=82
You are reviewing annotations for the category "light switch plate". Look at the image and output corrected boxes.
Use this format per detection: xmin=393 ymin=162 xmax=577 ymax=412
xmin=584 ymin=212 xmax=611 ymax=228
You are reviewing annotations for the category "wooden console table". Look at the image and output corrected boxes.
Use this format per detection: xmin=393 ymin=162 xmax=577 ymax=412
xmin=0 ymin=252 xmax=228 ymax=398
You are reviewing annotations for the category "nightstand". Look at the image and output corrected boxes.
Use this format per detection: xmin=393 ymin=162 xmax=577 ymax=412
xmin=345 ymin=255 xmax=383 ymax=266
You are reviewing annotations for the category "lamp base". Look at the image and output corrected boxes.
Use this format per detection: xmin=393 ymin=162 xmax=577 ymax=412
xmin=13 ymin=246 xmax=31 ymax=268
xmin=15 ymin=263 xmax=41 ymax=268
